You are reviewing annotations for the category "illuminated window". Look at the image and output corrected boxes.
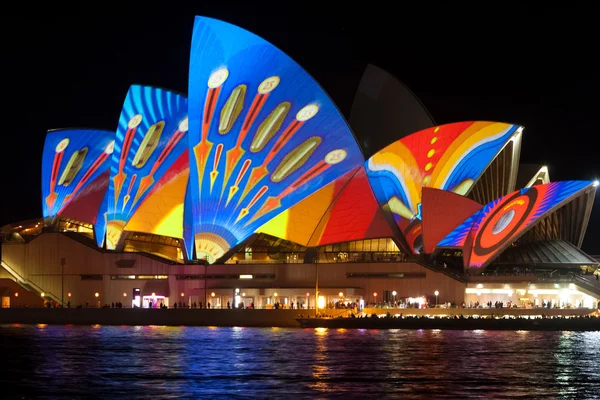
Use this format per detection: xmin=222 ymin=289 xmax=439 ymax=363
xmin=132 ymin=121 xmax=164 ymax=168
xmin=175 ymin=274 xmax=274 ymax=280
xmin=58 ymin=148 xmax=88 ymax=186
xmin=346 ymin=273 xmax=426 ymax=279
xmin=317 ymin=238 xmax=402 ymax=263
xmin=136 ymin=275 xmax=168 ymax=280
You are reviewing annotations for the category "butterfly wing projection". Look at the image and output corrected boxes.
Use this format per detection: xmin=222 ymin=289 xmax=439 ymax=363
xmin=105 ymin=85 xmax=188 ymax=249
xmin=366 ymin=121 xmax=521 ymax=254
xmin=187 ymin=17 xmax=364 ymax=263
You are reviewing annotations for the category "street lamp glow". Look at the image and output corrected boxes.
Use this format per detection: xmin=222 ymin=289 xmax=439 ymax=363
xmin=373 ymin=292 xmax=377 ymax=297
xmin=338 ymin=292 xmax=343 ymax=297
xmin=180 ymin=292 xmax=185 ymax=297
xmin=67 ymin=292 xmax=72 ymax=297
xmin=317 ymin=295 xmax=326 ymax=309
xmin=94 ymin=292 xmax=99 ymax=298
xmin=273 ymin=292 xmax=278 ymax=297
xmin=211 ymin=292 xmax=216 ymax=297
xmin=41 ymin=292 xmax=45 ymax=297
xmin=593 ymin=180 xmax=599 ymax=187
xmin=123 ymin=292 xmax=127 ymax=297
xmin=14 ymin=292 xmax=19 ymax=297
xmin=434 ymin=291 xmax=439 ymax=296
xmin=392 ymin=291 xmax=397 ymax=296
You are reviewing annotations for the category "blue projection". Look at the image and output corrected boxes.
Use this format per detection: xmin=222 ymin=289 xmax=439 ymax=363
xmin=41 ymin=129 xmax=114 ymax=221
xmin=105 ymin=85 xmax=188 ymax=249
xmin=187 ymin=17 xmax=364 ymax=262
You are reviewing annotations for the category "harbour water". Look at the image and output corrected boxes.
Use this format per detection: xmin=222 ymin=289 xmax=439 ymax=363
xmin=1 ymin=324 xmax=599 ymax=398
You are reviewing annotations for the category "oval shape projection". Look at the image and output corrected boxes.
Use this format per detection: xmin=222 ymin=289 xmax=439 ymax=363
xmin=41 ymin=129 xmax=114 ymax=232
xmin=271 ymin=137 xmax=321 ymax=182
xmin=106 ymin=85 xmax=188 ymax=250
xmin=251 ymin=102 xmax=290 ymax=152
xmin=187 ymin=16 xmax=364 ymax=262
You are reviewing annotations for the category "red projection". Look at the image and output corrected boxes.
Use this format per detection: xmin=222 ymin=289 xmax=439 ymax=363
xmin=310 ymin=167 xmax=393 ymax=246
xmin=421 ymin=187 xmax=483 ymax=253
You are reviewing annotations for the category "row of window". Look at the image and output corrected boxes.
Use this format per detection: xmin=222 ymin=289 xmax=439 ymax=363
xmin=346 ymin=273 xmax=426 ymax=279
xmin=81 ymin=273 xmax=424 ymax=281
xmin=81 ymin=274 xmax=276 ymax=281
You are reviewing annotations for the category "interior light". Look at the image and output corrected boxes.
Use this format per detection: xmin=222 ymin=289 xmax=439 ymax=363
xmin=317 ymin=295 xmax=326 ymax=309
xmin=239 ymin=274 xmax=253 ymax=279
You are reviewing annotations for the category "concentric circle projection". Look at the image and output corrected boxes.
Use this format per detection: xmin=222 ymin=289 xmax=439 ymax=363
xmin=491 ymin=209 xmax=515 ymax=235
xmin=472 ymin=188 xmax=538 ymax=257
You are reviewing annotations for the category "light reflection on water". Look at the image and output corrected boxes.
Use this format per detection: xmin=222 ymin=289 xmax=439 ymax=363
xmin=1 ymin=325 xmax=599 ymax=398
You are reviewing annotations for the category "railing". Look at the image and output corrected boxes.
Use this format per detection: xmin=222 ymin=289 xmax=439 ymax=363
xmin=574 ymin=275 xmax=600 ymax=296
xmin=414 ymin=260 xmax=468 ymax=283
xmin=1 ymin=260 xmax=63 ymax=306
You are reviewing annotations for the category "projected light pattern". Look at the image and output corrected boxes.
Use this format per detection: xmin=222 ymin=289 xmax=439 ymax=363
xmin=187 ymin=17 xmax=363 ymax=262
xmin=437 ymin=212 xmax=480 ymax=248
xmin=464 ymin=181 xmax=593 ymax=268
xmin=95 ymin=190 xmax=109 ymax=248
xmin=366 ymin=121 xmax=521 ymax=254
xmin=42 ymin=129 xmax=115 ymax=220
xmin=106 ymin=85 xmax=188 ymax=250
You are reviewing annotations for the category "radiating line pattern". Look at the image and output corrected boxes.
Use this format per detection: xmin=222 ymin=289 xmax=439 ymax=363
xmin=187 ymin=17 xmax=364 ymax=262
xmin=105 ymin=85 xmax=188 ymax=250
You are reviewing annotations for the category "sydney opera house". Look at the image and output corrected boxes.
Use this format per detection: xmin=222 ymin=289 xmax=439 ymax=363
xmin=1 ymin=17 xmax=599 ymax=310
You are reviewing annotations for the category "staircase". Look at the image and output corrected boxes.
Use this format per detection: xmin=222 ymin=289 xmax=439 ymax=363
xmin=1 ymin=260 xmax=63 ymax=306
xmin=412 ymin=258 xmax=468 ymax=283
xmin=574 ymin=275 xmax=600 ymax=298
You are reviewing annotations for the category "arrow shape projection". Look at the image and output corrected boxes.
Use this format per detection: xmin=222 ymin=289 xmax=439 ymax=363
xmin=113 ymin=114 xmax=142 ymax=208
xmin=45 ymin=138 xmax=69 ymax=213
xmin=235 ymin=185 xmax=268 ymax=224
xmin=237 ymin=104 xmax=318 ymax=206
xmin=194 ymin=68 xmax=228 ymax=203
xmin=131 ymin=123 xmax=187 ymax=210
xmin=210 ymin=143 xmax=223 ymax=193
xmin=227 ymin=158 xmax=252 ymax=206
xmin=62 ymin=141 xmax=114 ymax=209
xmin=122 ymin=174 xmax=137 ymax=212
xmin=245 ymin=147 xmax=346 ymax=227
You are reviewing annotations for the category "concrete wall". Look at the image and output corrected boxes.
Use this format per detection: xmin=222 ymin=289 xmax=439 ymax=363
xmin=0 ymin=308 xmax=304 ymax=327
xmin=1 ymin=233 xmax=467 ymax=308
xmin=0 ymin=279 xmax=45 ymax=308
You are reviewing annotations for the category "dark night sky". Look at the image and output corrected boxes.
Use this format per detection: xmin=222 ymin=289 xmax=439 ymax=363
xmin=2 ymin=3 xmax=598 ymax=253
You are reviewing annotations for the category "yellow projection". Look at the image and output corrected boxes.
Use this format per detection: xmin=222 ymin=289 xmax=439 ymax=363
xmin=124 ymin=168 xmax=190 ymax=239
xmin=256 ymin=177 xmax=339 ymax=246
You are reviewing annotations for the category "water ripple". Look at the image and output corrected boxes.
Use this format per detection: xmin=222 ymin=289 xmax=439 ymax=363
xmin=1 ymin=325 xmax=599 ymax=398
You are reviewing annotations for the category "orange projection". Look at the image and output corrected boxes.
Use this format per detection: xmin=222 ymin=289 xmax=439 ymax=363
xmin=124 ymin=152 xmax=189 ymax=239
xmin=256 ymin=168 xmax=355 ymax=245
